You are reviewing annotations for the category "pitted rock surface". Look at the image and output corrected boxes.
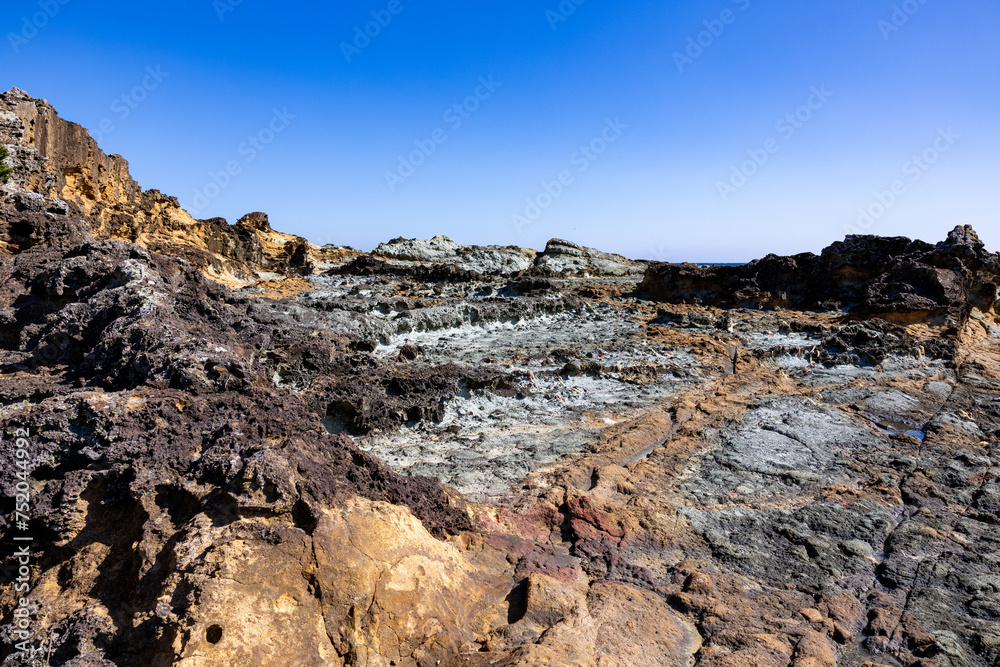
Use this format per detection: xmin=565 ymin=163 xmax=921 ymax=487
xmin=639 ymin=225 xmax=1000 ymax=321
xmin=2 ymin=88 xmax=999 ymax=667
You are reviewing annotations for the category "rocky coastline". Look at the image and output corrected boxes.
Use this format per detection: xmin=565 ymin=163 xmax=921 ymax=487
xmin=1 ymin=89 xmax=999 ymax=667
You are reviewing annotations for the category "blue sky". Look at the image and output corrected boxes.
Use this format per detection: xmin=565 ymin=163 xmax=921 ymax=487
xmin=3 ymin=0 xmax=998 ymax=261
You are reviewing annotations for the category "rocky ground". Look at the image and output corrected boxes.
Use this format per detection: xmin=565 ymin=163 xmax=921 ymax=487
xmin=1 ymin=89 xmax=998 ymax=667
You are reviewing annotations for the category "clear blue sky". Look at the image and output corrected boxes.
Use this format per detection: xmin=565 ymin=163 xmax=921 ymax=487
xmin=3 ymin=0 xmax=998 ymax=261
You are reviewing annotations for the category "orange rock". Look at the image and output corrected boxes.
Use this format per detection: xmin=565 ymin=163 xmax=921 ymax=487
xmin=685 ymin=572 xmax=715 ymax=595
xmin=792 ymin=631 xmax=836 ymax=667
xmin=798 ymin=608 xmax=824 ymax=624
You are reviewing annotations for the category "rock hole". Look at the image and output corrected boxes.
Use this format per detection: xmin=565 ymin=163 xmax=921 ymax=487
xmin=9 ymin=221 xmax=34 ymax=248
xmin=206 ymin=625 xmax=223 ymax=644
xmin=323 ymin=401 xmax=357 ymax=435
xmin=155 ymin=485 xmax=202 ymax=528
xmin=505 ymin=579 xmax=529 ymax=625
xmin=292 ymin=499 xmax=318 ymax=532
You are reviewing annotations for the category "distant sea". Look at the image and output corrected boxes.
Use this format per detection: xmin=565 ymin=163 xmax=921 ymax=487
xmin=693 ymin=262 xmax=745 ymax=267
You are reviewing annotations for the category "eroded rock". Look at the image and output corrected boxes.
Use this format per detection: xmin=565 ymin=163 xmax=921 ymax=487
xmin=638 ymin=226 xmax=1000 ymax=322
xmin=2 ymin=88 xmax=999 ymax=667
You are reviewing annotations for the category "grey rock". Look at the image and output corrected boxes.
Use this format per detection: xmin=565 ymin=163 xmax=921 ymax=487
xmin=680 ymin=501 xmax=894 ymax=591
xmin=534 ymin=238 xmax=645 ymax=276
xmin=682 ymin=398 xmax=890 ymax=502
xmin=373 ymin=235 xmax=536 ymax=275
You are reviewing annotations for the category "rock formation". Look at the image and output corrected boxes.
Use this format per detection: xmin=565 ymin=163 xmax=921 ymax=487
xmin=534 ymin=238 xmax=643 ymax=276
xmin=372 ymin=235 xmax=646 ymax=277
xmin=373 ymin=235 xmax=537 ymax=275
xmin=638 ymin=226 xmax=1000 ymax=322
xmin=2 ymin=89 xmax=999 ymax=667
xmin=0 ymin=88 xmax=348 ymax=285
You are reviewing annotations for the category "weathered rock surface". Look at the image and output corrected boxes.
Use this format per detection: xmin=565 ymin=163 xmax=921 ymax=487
xmin=373 ymin=235 xmax=536 ymax=275
xmin=3 ymin=89 xmax=1000 ymax=667
xmin=336 ymin=254 xmax=484 ymax=283
xmin=534 ymin=238 xmax=645 ymax=277
xmin=638 ymin=225 xmax=1000 ymax=321
xmin=0 ymin=224 xmax=512 ymax=664
xmin=371 ymin=235 xmax=646 ymax=278
xmin=0 ymin=88 xmax=345 ymax=284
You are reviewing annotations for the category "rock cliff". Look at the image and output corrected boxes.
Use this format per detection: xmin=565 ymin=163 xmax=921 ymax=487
xmin=0 ymin=88 xmax=338 ymax=285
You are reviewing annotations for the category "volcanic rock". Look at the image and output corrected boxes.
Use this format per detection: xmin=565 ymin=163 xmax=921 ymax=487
xmin=0 ymin=89 xmax=330 ymax=284
xmin=534 ymin=238 xmax=645 ymax=276
xmin=373 ymin=235 xmax=536 ymax=275
xmin=3 ymin=88 xmax=1000 ymax=667
xmin=638 ymin=226 xmax=1000 ymax=321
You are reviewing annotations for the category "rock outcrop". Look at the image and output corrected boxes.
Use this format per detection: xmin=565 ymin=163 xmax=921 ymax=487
xmin=638 ymin=225 xmax=1000 ymax=321
xmin=373 ymin=235 xmax=537 ymax=275
xmin=0 ymin=200 xmax=539 ymax=665
xmin=534 ymin=238 xmax=645 ymax=276
xmin=0 ymin=88 xmax=340 ymax=285
xmin=371 ymin=235 xmax=645 ymax=278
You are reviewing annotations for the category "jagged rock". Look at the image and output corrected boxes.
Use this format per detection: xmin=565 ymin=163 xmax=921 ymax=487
xmin=236 ymin=211 xmax=272 ymax=232
xmin=0 ymin=88 xmax=325 ymax=284
xmin=0 ymin=228 xmax=507 ymax=665
xmin=639 ymin=225 xmax=1000 ymax=322
xmin=534 ymin=238 xmax=645 ymax=276
xmin=316 ymin=365 xmax=519 ymax=436
xmin=373 ymin=235 xmax=536 ymax=275
xmin=0 ymin=190 xmax=89 ymax=253
xmin=4 ymin=87 xmax=1000 ymax=667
